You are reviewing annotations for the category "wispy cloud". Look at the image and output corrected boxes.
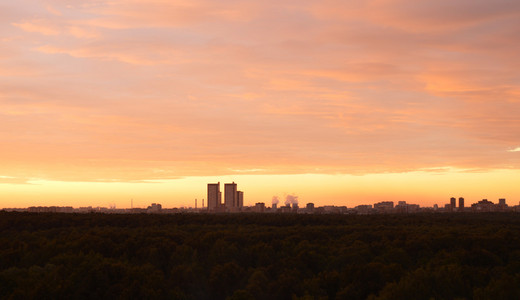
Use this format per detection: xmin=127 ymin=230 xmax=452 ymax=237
xmin=12 ymin=20 xmax=61 ymax=35
xmin=1 ymin=0 xmax=519 ymax=183
xmin=0 ymin=176 xmax=32 ymax=185
xmin=509 ymin=147 xmax=520 ymax=152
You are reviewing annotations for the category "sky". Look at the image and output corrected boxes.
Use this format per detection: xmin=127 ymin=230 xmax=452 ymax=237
xmin=1 ymin=0 xmax=520 ymax=208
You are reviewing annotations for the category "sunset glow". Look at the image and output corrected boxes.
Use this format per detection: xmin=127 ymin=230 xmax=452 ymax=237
xmin=1 ymin=0 xmax=519 ymax=208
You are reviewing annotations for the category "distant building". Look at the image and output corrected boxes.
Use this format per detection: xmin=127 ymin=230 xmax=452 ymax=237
xmin=395 ymin=201 xmax=420 ymax=213
xmin=225 ymin=182 xmax=238 ymax=209
xmin=395 ymin=201 xmax=408 ymax=213
xmin=254 ymin=202 xmax=265 ymax=213
xmin=458 ymin=197 xmax=465 ymax=212
xmin=237 ymin=191 xmax=244 ymax=208
xmin=147 ymin=203 xmax=162 ymax=213
xmin=214 ymin=204 xmax=227 ymax=213
xmin=374 ymin=201 xmax=394 ymax=213
xmin=28 ymin=206 xmax=57 ymax=213
xmin=207 ymin=182 xmax=221 ymax=211
xmin=320 ymin=206 xmax=347 ymax=214
xmin=450 ymin=197 xmax=456 ymax=212
xmin=498 ymin=198 xmax=507 ymax=211
xmin=306 ymin=203 xmax=315 ymax=212
xmin=354 ymin=205 xmax=372 ymax=214
xmin=471 ymin=199 xmax=495 ymax=212
xmin=407 ymin=204 xmax=420 ymax=213
xmin=280 ymin=205 xmax=292 ymax=213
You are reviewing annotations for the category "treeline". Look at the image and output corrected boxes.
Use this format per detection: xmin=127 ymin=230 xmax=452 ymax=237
xmin=1 ymin=212 xmax=520 ymax=299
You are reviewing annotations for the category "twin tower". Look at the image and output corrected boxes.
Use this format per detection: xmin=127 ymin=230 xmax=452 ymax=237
xmin=207 ymin=182 xmax=244 ymax=212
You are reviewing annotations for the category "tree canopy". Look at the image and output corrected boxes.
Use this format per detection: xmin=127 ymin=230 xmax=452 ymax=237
xmin=1 ymin=212 xmax=519 ymax=299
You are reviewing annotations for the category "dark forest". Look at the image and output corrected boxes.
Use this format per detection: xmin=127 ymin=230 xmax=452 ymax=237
xmin=1 ymin=212 xmax=520 ymax=299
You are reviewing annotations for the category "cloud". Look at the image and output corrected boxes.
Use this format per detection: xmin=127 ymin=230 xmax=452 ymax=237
xmin=509 ymin=147 xmax=520 ymax=152
xmin=0 ymin=176 xmax=32 ymax=185
xmin=67 ymin=26 xmax=99 ymax=39
xmin=1 ymin=0 xmax=519 ymax=182
xmin=36 ymin=44 xmax=170 ymax=65
xmin=45 ymin=5 xmax=62 ymax=16
xmin=12 ymin=20 xmax=60 ymax=35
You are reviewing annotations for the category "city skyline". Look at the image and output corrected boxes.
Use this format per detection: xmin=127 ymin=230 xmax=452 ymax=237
xmin=1 ymin=172 xmax=518 ymax=209
xmin=7 ymin=194 xmax=517 ymax=214
xmin=1 ymin=1 xmax=520 ymax=208
xmin=2 ymin=180 xmax=517 ymax=212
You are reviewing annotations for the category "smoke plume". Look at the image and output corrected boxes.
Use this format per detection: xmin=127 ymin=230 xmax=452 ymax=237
xmin=285 ymin=194 xmax=298 ymax=205
xmin=272 ymin=196 xmax=279 ymax=205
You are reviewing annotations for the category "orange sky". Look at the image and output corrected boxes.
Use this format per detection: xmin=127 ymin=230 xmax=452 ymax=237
xmin=1 ymin=0 xmax=519 ymax=208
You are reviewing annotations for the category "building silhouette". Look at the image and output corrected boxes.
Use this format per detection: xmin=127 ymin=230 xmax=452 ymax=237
xmin=498 ymin=198 xmax=507 ymax=211
xmin=292 ymin=203 xmax=299 ymax=212
xmin=237 ymin=191 xmax=244 ymax=208
xmin=396 ymin=201 xmax=408 ymax=213
xmin=147 ymin=203 xmax=162 ymax=213
xmin=450 ymin=197 xmax=456 ymax=212
xmin=207 ymin=182 xmax=221 ymax=211
xmin=472 ymin=199 xmax=494 ymax=212
xmin=254 ymin=202 xmax=265 ymax=212
xmin=225 ymin=182 xmax=238 ymax=209
xmin=458 ymin=197 xmax=464 ymax=212
xmin=374 ymin=201 xmax=394 ymax=213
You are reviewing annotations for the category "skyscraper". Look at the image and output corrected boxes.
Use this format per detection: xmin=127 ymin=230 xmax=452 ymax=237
xmin=458 ymin=197 xmax=464 ymax=212
xmin=450 ymin=197 xmax=456 ymax=212
xmin=237 ymin=191 xmax=244 ymax=208
xmin=224 ymin=182 xmax=237 ymax=209
xmin=207 ymin=182 xmax=221 ymax=210
xmin=498 ymin=198 xmax=507 ymax=211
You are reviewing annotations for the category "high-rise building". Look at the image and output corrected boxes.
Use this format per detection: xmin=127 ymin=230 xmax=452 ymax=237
xmin=207 ymin=183 xmax=221 ymax=210
xmin=237 ymin=191 xmax=244 ymax=208
xmin=498 ymin=198 xmax=507 ymax=211
xmin=224 ymin=182 xmax=238 ymax=209
xmin=450 ymin=197 xmax=456 ymax=211
xmin=458 ymin=197 xmax=464 ymax=212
